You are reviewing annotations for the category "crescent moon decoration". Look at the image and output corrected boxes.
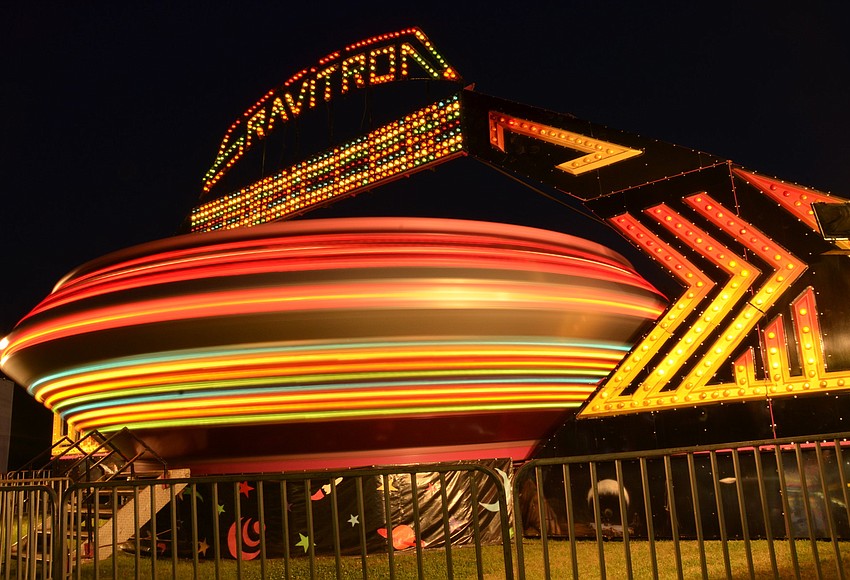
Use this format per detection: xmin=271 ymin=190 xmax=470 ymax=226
xmin=226 ymin=517 xmax=263 ymax=560
xmin=479 ymin=468 xmax=511 ymax=513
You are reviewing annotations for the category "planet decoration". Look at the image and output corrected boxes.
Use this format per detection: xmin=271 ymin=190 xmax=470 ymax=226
xmin=0 ymin=217 xmax=665 ymax=472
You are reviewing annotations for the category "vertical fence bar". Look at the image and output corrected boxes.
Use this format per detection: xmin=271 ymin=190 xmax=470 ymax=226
xmin=753 ymin=447 xmax=778 ymax=577
xmin=133 ymin=485 xmax=141 ymax=580
xmin=150 ymin=481 xmax=158 ymax=580
xmin=438 ymin=472 xmax=454 ymax=579
xmin=686 ymin=453 xmax=708 ymax=578
xmin=0 ymin=489 xmax=7 ymax=580
xmin=190 ymin=483 xmax=200 ymax=578
xmin=834 ymin=440 xmax=850 ymax=538
xmin=489 ymin=464 xmax=514 ymax=580
xmin=169 ymin=484 xmax=178 ymax=580
xmin=61 ymin=487 xmax=67 ymax=579
xmin=814 ymin=442 xmax=844 ymax=580
xmin=61 ymin=480 xmax=68 ymax=580
xmin=355 ymin=476 xmax=368 ymax=580
xmin=330 ymin=477 xmax=343 ymax=580
xmin=211 ymin=483 xmax=221 ymax=580
xmin=39 ymin=486 xmax=48 ymax=580
xmin=33 ymin=487 xmax=40 ymax=578
xmin=57 ymin=487 xmax=68 ymax=580
xmin=29 ymin=485 xmax=37 ymax=578
xmin=794 ymin=442 xmax=822 ymax=579
xmin=0 ymin=489 xmax=5 ymax=580
xmin=410 ymin=473 xmax=425 ymax=580
xmin=775 ymin=445 xmax=801 ymax=579
xmin=639 ymin=458 xmax=659 ymax=580
xmin=589 ymin=461 xmax=606 ymax=580
xmin=614 ymin=460 xmax=632 ymax=579
xmin=257 ymin=481 xmax=267 ymax=579
xmin=24 ymin=487 xmax=32 ymax=580
xmin=16 ymin=488 xmax=23 ymax=580
xmin=562 ymin=463 xmax=578 ymax=580
xmin=512 ymin=465 xmax=529 ymax=580
xmin=233 ymin=480 xmax=243 ymax=578
xmin=57 ymin=484 xmax=64 ymax=580
xmin=468 ymin=470 xmax=483 ymax=580
xmin=32 ymin=490 xmax=44 ymax=578
xmin=93 ymin=482 xmax=101 ymax=580
xmin=381 ymin=474 xmax=395 ymax=580
xmin=73 ymin=487 xmax=81 ymax=578
xmin=731 ymin=449 xmax=755 ymax=579
xmin=34 ymin=488 xmax=41 ymax=578
xmin=304 ymin=479 xmax=317 ymax=580
xmin=534 ymin=465 xmax=551 ymax=580
xmin=280 ymin=481 xmax=291 ymax=580
xmin=709 ymin=450 xmax=732 ymax=578
xmin=15 ymin=488 xmax=22 ymax=579
xmin=1 ymin=489 xmax=8 ymax=580
xmin=31 ymin=486 xmax=41 ymax=580
xmin=663 ymin=455 xmax=684 ymax=580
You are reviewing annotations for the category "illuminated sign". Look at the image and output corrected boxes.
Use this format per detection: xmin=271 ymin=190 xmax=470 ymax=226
xmin=203 ymin=28 xmax=461 ymax=194
xmin=192 ymin=96 xmax=463 ymax=232
xmin=488 ymin=112 xmax=642 ymax=175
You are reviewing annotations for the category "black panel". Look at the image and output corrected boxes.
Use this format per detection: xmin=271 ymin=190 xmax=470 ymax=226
xmin=461 ymin=89 xmax=722 ymax=201
xmin=772 ymin=391 xmax=850 ymax=438
xmin=0 ymin=380 xmax=13 ymax=472
xmin=813 ymin=202 xmax=850 ymax=240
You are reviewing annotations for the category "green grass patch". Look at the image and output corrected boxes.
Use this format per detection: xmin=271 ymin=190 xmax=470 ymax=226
xmin=13 ymin=538 xmax=850 ymax=579
xmin=518 ymin=539 xmax=850 ymax=580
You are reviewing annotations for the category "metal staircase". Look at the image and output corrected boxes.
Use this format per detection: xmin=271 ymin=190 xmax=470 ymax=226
xmin=2 ymin=428 xmax=188 ymax=577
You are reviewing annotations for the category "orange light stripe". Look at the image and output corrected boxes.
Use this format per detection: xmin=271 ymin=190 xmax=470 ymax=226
xmin=35 ymin=355 xmax=622 ymax=407
xmin=9 ymin=283 xmax=661 ymax=357
xmin=46 ymin=241 xmax=648 ymax=300
xmin=36 ymin=347 xmax=620 ymax=401
xmin=67 ymin=383 xmax=597 ymax=419
xmin=69 ymin=389 xmax=594 ymax=430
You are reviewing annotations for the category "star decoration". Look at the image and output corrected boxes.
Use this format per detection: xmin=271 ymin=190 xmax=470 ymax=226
xmin=348 ymin=514 xmax=359 ymax=527
xmin=239 ymin=481 xmax=254 ymax=498
xmin=296 ymin=533 xmax=310 ymax=553
xmin=427 ymin=482 xmax=439 ymax=495
xmin=198 ymin=538 xmax=209 ymax=556
xmin=377 ymin=478 xmax=398 ymax=492
xmin=217 ymin=503 xmax=225 ymax=515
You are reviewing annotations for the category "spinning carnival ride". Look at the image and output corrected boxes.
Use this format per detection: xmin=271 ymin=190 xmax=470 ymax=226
xmin=3 ymin=28 xmax=850 ymax=471
xmin=0 ymin=218 xmax=663 ymax=472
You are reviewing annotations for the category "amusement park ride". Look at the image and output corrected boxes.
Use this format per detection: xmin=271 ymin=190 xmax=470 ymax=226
xmin=2 ymin=28 xmax=850 ymax=474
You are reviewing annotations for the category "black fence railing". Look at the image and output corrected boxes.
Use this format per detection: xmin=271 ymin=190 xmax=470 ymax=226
xmin=2 ymin=432 xmax=850 ymax=579
xmin=1 ymin=479 xmax=64 ymax=580
xmin=2 ymin=461 xmax=513 ymax=579
xmin=514 ymin=433 xmax=850 ymax=579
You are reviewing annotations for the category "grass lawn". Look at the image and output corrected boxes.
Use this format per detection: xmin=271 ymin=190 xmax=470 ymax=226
xmin=50 ymin=538 xmax=850 ymax=579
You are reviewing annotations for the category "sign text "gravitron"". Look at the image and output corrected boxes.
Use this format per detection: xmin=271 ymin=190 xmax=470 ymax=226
xmin=203 ymin=28 xmax=460 ymax=193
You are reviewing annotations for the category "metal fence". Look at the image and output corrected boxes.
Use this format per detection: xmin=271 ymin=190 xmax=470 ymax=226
xmin=2 ymin=462 xmax=513 ymax=579
xmin=2 ymin=432 xmax=850 ymax=579
xmin=514 ymin=432 xmax=850 ymax=579
xmin=1 ymin=477 xmax=66 ymax=580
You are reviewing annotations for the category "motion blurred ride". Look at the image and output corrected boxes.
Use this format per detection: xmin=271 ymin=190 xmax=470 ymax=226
xmin=0 ymin=218 xmax=664 ymax=472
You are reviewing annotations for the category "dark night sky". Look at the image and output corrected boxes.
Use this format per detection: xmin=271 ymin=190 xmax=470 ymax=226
xmin=2 ymin=2 xmax=849 ymax=461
